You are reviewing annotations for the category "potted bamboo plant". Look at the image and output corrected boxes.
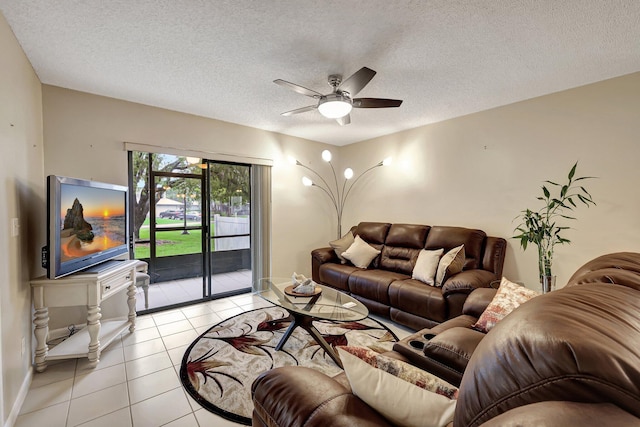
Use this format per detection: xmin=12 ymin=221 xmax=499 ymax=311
xmin=513 ymin=162 xmax=596 ymax=293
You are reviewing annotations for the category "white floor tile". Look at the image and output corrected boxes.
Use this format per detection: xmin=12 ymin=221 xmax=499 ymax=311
xmin=127 ymin=367 xmax=180 ymax=404
xmin=67 ymin=382 xmax=129 ymax=426
xmin=187 ymin=312 xmax=222 ymax=329
xmin=134 ymin=316 xmax=157 ymax=330
xmin=20 ymin=378 xmax=73 ymax=414
xmin=76 ymin=407 xmax=132 ymax=427
xmin=120 ymin=326 xmax=161 ymax=346
xmin=181 ymin=304 xmax=213 ymax=318
xmin=123 ymin=338 xmax=167 ymax=361
xmin=76 ymin=344 xmax=125 ymax=374
xmin=130 ymin=387 xmax=192 ymax=427
xmin=152 ymin=310 xmax=187 ymax=326
xmin=15 ymin=401 xmax=69 ymax=427
xmin=125 ymin=351 xmax=173 ymax=380
xmin=217 ymin=307 xmax=244 ymax=320
xmin=157 ymin=319 xmax=195 ymax=336
xmin=29 ymin=359 xmax=76 ymax=389
xmin=161 ymin=329 xmax=199 ymax=350
xmin=167 ymin=344 xmax=190 ymax=366
xmin=72 ymin=363 xmax=127 ymax=398
xmin=163 ymin=412 xmax=199 ymax=427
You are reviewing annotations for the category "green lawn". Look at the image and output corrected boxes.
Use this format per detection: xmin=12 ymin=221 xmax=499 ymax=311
xmin=134 ymin=223 xmax=203 ymax=258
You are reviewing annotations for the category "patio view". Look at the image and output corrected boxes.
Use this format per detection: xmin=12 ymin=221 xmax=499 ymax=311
xmin=130 ymin=152 xmax=252 ymax=313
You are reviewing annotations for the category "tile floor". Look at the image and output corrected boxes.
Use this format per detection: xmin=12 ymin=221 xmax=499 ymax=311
xmin=135 ymin=270 xmax=252 ymax=313
xmin=17 ymin=293 xmax=413 ymax=427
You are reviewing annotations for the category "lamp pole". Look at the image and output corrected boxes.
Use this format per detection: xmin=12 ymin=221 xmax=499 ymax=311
xmin=294 ymin=150 xmax=391 ymax=239
xmin=178 ymin=193 xmax=189 ymax=235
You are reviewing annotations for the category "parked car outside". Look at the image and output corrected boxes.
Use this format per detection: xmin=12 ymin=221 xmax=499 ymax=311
xmin=159 ymin=210 xmax=181 ymax=219
xmin=175 ymin=211 xmax=201 ymax=221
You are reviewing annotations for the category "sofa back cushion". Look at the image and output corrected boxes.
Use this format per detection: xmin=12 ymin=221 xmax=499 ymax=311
xmin=354 ymin=222 xmax=391 ymax=268
xmin=425 ymin=226 xmax=486 ymax=270
xmin=455 ymin=283 xmax=640 ymax=426
xmin=380 ymin=224 xmax=430 ymax=275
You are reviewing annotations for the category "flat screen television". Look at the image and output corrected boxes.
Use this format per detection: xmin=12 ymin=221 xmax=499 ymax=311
xmin=45 ymin=175 xmax=130 ymax=279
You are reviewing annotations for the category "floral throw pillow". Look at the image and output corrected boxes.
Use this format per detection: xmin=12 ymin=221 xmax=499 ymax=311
xmin=472 ymin=277 xmax=540 ymax=333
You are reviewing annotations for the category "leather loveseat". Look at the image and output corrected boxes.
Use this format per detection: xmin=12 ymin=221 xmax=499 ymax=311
xmin=252 ymin=252 xmax=640 ymax=426
xmin=311 ymin=222 xmax=507 ymax=330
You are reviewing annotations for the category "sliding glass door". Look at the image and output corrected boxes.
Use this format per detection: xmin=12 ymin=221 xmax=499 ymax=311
xmin=129 ymin=152 xmax=252 ymax=313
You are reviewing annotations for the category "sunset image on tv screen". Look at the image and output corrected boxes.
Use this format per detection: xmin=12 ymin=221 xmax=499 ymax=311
xmin=59 ymin=184 xmax=126 ymax=262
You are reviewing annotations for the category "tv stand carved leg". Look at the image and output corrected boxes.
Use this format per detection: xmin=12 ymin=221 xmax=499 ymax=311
xmin=86 ymin=305 xmax=102 ymax=368
xmin=127 ymin=280 xmax=136 ymax=333
xmin=33 ymin=305 xmax=49 ymax=373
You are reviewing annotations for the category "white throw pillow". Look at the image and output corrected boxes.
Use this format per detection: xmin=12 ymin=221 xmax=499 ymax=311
xmin=435 ymin=245 xmax=465 ymax=287
xmin=342 ymin=235 xmax=381 ymax=269
xmin=412 ymin=248 xmax=444 ymax=285
xmin=338 ymin=348 xmax=457 ymax=427
xmin=329 ymin=231 xmax=355 ymax=264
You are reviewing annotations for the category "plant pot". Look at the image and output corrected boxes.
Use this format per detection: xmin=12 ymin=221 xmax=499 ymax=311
xmin=541 ymin=275 xmax=556 ymax=293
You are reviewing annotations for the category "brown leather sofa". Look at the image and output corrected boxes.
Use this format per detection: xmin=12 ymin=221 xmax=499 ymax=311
xmin=311 ymin=222 xmax=507 ymax=330
xmin=252 ymin=252 xmax=640 ymax=427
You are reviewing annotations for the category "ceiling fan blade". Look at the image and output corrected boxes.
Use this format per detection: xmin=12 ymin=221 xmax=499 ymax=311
xmin=352 ymin=98 xmax=403 ymax=108
xmin=274 ymin=79 xmax=323 ymax=98
xmin=338 ymin=67 xmax=376 ymax=96
xmin=336 ymin=114 xmax=351 ymax=126
xmin=281 ymin=105 xmax=317 ymax=116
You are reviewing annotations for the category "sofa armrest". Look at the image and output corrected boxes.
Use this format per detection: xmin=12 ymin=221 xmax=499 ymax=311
xmin=461 ymin=287 xmax=497 ymax=318
xmin=311 ymin=247 xmax=340 ymax=282
xmin=252 ymin=367 xmax=392 ymax=427
xmin=478 ymin=401 xmax=640 ymax=427
xmin=441 ymin=269 xmax=497 ymax=296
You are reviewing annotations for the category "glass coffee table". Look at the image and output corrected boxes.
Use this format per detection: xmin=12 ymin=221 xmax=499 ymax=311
xmin=254 ymin=277 xmax=369 ymax=367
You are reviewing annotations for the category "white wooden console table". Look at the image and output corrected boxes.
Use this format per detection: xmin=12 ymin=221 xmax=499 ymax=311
xmin=30 ymin=259 xmax=137 ymax=372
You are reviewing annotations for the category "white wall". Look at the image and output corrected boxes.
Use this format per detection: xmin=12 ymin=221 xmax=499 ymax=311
xmin=0 ymin=13 xmax=45 ymax=426
xmin=339 ymin=72 xmax=640 ymax=288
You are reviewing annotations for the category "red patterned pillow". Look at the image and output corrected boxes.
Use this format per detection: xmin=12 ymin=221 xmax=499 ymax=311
xmin=472 ymin=277 xmax=540 ymax=333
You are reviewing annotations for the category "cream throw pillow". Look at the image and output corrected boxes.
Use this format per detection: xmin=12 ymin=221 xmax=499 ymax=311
xmin=329 ymin=231 xmax=355 ymax=264
xmin=342 ymin=235 xmax=381 ymax=269
xmin=412 ymin=248 xmax=444 ymax=285
xmin=435 ymin=245 xmax=465 ymax=287
xmin=338 ymin=347 xmax=457 ymax=427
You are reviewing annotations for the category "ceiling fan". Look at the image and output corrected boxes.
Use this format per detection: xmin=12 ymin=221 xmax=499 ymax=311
xmin=274 ymin=67 xmax=403 ymax=125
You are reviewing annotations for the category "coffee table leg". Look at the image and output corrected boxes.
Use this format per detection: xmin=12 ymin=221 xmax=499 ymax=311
xmin=301 ymin=323 xmax=343 ymax=368
xmin=275 ymin=316 xmax=298 ymax=351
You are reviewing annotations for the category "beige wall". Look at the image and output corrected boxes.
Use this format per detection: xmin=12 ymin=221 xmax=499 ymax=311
xmin=0 ymin=12 xmax=45 ymax=426
xmin=41 ymin=85 xmax=337 ymax=280
xmin=339 ymin=72 xmax=640 ymax=288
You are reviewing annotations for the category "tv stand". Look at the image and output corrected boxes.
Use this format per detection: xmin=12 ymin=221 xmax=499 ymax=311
xmin=30 ymin=260 xmax=137 ymax=372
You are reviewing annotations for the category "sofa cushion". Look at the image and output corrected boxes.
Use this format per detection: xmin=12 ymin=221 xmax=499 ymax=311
xmin=380 ymin=224 xmax=431 ymax=274
xmin=354 ymin=222 xmax=390 ymax=268
xmin=342 ymin=235 xmax=382 ymax=268
xmin=412 ymin=248 xmax=444 ymax=285
xmin=425 ymin=226 xmax=486 ymax=270
xmin=338 ymin=347 xmax=457 ymax=427
xmin=319 ymin=263 xmax=359 ymax=292
xmin=329 ymin=230 xmax=355 ymax=264
xmin=472 ymin=277 xmax=539 ymax=333
xmin=435 ymin=245 xmax=465 ymax=287
xmin=389 ymin=279 xmax=447 ymax=323
xmin=349 ymin=269 xmax=409 ymax=305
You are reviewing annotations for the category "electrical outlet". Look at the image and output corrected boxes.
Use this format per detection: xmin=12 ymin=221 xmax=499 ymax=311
xmin=11 ymin=218 xmax=20 ymax=237
xmin=21 ymin=337 xmax=25 ymax=356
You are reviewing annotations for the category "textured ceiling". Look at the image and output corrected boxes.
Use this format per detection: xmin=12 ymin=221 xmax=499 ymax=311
xmin=2 ymin=0 xmax=640 ymax=146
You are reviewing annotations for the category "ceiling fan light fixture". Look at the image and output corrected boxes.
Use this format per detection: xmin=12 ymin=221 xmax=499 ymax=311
xmin=318 ymin=94 xmax=352 ymax=119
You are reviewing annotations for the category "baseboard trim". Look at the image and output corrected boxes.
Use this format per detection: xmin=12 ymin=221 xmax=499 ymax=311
xmin=4 ymin=365 xmax=33 ymax=427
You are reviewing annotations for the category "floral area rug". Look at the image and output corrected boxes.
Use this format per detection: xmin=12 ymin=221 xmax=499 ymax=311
xmin=180 ymin=306 xmax=398 ymax=425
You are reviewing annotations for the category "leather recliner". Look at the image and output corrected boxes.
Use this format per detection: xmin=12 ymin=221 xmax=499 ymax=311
xmin=252 ymin=252 xmax=640 ymax=427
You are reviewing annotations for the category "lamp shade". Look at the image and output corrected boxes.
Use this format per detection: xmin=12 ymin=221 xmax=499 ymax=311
xmin=318 ymin=94 xmax=352 ymax=119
